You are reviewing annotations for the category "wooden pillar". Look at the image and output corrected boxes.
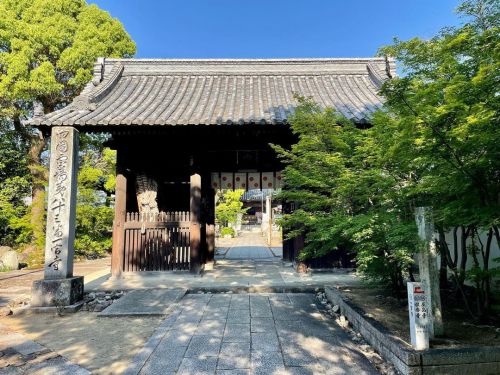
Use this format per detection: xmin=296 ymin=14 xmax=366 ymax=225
xmin=206 ymin=188 xmax=216 ymax=263
xmin=266 ymin=195 xmax=272 ymax=246
xmin=199 ymin=176 xmax=210 ymax=265
xmin=111 ymin=153 xmax=127 ymax=277
xmin=282 ymin=201 xmax=292 ymax=261
xmin=190 ymin=173 xmax=202 ymax=273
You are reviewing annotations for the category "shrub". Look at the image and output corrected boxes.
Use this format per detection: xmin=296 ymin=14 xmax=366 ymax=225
xmin=220 ymin=227 xmax=235 ymax=238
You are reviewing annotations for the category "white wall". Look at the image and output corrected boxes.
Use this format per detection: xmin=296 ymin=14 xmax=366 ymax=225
xmin=439 ymin=227 xmax=500 ymax=288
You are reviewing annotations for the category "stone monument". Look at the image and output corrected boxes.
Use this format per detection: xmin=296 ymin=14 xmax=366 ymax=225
xmin=31 ymin=126 xmax=84 ymax=308
xmin=415 ymin=206 xmax=444 ymax=337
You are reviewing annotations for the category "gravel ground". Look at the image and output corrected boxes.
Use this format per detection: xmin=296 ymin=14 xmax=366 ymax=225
xmin=0 ymin=312 xmax=163 ymax=374
xmin=0 ymin=257 xmax=111 ymax=308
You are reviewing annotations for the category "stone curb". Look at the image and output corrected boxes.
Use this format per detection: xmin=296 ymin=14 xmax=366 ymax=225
xmin=187 ymin=285 xmax=319 ymax=294
xmin=86 ymin=284 xmax=324 ymax=293
xmin=16 ymin=287 xmax=319 ymax=317
xmin=307 ymin=268 xmax=355 ymax=274
xmin=324 ymin=286 xmax=500 ymax=375
xmin=14 ymin=301 xmax=84 ymax=315
xmin=97 ymin=289 xmax=187 ymax=317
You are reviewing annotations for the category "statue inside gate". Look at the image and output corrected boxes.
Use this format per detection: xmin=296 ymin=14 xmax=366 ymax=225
xmin=136 ymin=173 xmax=159 ymax=220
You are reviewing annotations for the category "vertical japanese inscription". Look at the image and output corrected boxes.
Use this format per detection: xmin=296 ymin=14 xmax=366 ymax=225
xmin=44 ymin=127 xmax=79 ymax=280
xmin=407 ymin=282 xmax=430 ymax=350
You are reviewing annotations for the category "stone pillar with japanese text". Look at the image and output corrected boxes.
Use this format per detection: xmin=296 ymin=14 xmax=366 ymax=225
xmin=31 ymin=126 xmax=84 ymax=308
xmin=415 ymin=207 xmax=444 ymax=337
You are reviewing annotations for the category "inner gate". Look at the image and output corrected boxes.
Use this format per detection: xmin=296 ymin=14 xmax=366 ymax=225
xmin=108 ymin=124 xmax=294 ymax=274
xmin=123 ymin=211 xmax=191 ymax=271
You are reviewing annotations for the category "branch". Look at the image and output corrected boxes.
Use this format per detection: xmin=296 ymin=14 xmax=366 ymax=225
xmin=399 ymin=94 xmax=490 ymax=201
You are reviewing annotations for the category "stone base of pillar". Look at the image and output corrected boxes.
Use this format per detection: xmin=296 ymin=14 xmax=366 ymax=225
xmin=31 ymin=276 xmax=84 ymax=307
xmin=204 ymin=260 xmax=215 ymax=271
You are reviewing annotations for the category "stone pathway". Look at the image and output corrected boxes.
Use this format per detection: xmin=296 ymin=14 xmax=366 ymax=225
xmin=224 ymin=246 xmax=275 ymax=259
xmin=221 ymin=232 xmax=277 ymax=260
xmin=89 ymin=232 xmax=360 ymax=291
xmin=88 ymin=261 xmax=360 ymax=291
xmin=125 ymin=293 xmax=379 ymax=375
xmin=0 ymin=323 xmax=90 ymax=375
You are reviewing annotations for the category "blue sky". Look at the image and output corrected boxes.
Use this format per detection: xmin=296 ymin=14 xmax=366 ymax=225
xmin=89 ymin=1 xmax=463 ymax=58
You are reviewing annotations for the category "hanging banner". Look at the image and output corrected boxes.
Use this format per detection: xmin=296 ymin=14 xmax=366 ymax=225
xmin=221 ymin=172 xmax=233 ymax=189
xmin=211 ymin=173 xmax=220 ymax=189
xmin=235 ymin=173 xmax=247 ymax=190
xmin=261 ymin=172 xmax=274 ymax=189
xmin=211 ymin=171 xmax=282 ymax=190
xmin=248 ymin=173 xmax=260 ymax=190
xmin=275 ymin=171 xmax=283 ymax=189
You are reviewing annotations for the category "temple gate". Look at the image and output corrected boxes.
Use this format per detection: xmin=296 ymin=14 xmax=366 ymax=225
xmin=29 ymin=57 xmax=394 ymax=305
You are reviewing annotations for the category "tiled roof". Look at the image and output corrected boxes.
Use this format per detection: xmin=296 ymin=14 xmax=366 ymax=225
xmin=31 ymin=58 xmax=395 ymax=126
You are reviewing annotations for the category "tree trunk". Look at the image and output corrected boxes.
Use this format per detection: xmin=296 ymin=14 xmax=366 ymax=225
xmin=438 ymin=230 xmax=448 ymax=289
xmin=459 ymin=226 xmax=469 ymax=284
xmin=483 ymin=228 xmax=493 ymax=313
xmin=452 ymin=226 xmax=459 ymax=267
xmin=437 ymin=226 xmax=475 ymax=319
xmin=469 ymin=231 xmax=485 ymax=320
xmin=409 ymin=266 xmax=416 ymax=282
xmin=13 ymin=116 xmax=48 ymax=253
xmin=493 ymin=226 xmax=500 ymax=251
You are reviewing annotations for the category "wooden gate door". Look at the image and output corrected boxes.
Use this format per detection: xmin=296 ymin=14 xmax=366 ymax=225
xmin=123 ymin=212 xmax=191 ymax=271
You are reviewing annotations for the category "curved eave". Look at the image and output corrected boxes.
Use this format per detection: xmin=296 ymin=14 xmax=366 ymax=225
xmin=29 ymin=57 xmax=391 ymax=128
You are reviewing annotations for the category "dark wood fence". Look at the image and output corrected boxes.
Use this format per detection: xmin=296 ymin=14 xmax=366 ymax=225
xmin=123 ymin=212 xmax=190 ymax=271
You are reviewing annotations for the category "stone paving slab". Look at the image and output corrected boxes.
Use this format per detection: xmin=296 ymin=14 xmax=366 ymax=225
xmin=124 ymin=293 xmax=380 ymax=375
xmin=224 ymin=246 xmax=275 ymax=259
xmin=217 ymin=232 xmax=279 ymax=260
xmin=98 ymin=288 xmax=186 ymax=316
xmin=0 ymin=323 xmax=90 ymax=375
xmin=0 ymin=332 xmax=45 ymax=355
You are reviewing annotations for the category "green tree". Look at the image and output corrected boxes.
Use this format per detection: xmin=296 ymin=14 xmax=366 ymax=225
xmin=0 ymin=119 xmax=31 ymax=247
xmin=277 ymin=0 xmax=499 ymax=316
xmin=74 ymin=134 xmax=116 ymax=258
xmin=376 ymin=0 xmax=499 ymax=318
xmin=274 ymin=97 xmax=417 ymax=294
xmin=0 ymin=0 xmax=135 ymax=258
xmin=216 ymin=189 xmax=248 ymax=229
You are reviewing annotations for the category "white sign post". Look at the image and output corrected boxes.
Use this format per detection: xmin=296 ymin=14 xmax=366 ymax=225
xmin=407 ymin=282 xmax=430 ymax=350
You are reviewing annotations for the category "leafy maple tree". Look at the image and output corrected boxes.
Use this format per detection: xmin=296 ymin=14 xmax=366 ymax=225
xmin=278 ymin=1 xmax=499 ymax=316
xmin=376 ymin=0 xmax=499 ymax=318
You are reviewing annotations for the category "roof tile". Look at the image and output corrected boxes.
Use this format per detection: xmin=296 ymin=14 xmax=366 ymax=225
xmin=33 ymin=58 xmax=392 ymax=126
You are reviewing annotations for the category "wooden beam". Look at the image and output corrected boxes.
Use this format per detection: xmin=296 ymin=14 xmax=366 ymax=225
xmin=111 ymin=164 xmax=127 ymax=277
xmin=190 ymin=173 xmax=202 ymax=273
